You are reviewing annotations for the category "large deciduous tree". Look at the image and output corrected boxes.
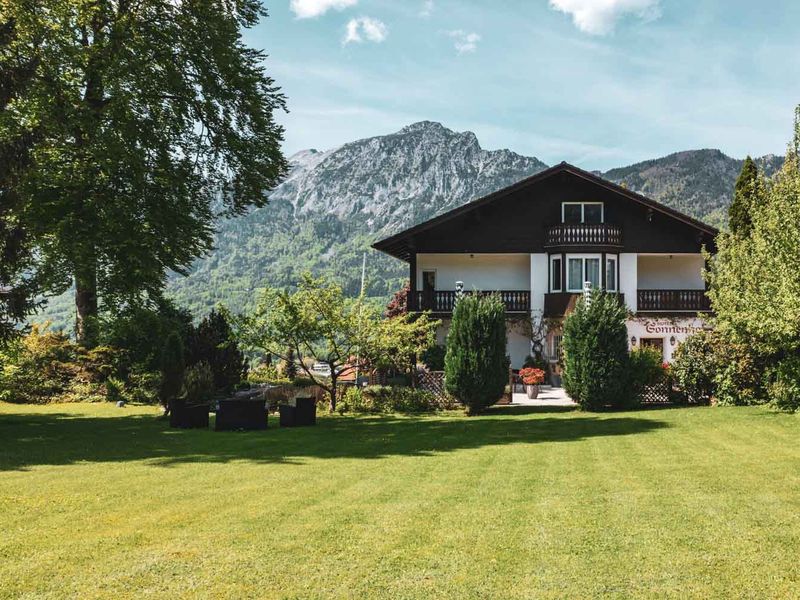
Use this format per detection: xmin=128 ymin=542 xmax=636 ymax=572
xmin=2 ymin=0 xmax=288 ymax=346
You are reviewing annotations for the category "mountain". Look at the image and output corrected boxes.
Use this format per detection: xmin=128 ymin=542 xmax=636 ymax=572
xmin=41 ymin=121 xmax=783 ymax=327
xmin=602 ymin=150 xmax=783 ymax=229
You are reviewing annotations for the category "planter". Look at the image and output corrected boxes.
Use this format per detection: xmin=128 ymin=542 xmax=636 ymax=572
xmin=279 ymin=397 xmax=316 ymax=427
xmin=278 ymin=404 xmax=296 ymax=427
xmin=215 ymin=398 xmax=268 ymax=431
xmin=170 ymin=401 xmax=210 ymax=429
xmin=525 ymin=385 xmax=540 ymax=399
xmin=294 ymin=397 xmax=317 ymax=426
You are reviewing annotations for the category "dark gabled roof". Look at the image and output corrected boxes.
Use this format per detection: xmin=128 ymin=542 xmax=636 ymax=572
xmin=372 ymin=161 xmax=719 ymax=261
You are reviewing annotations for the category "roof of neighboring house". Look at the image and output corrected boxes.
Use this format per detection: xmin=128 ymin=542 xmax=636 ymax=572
xmin=372 ymin=161 xmax=719 ymax=261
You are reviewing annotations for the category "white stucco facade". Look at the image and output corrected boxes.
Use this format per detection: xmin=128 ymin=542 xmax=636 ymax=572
xmin=416 ymin=253 xmax=530 ymax=291
xmin=637 ymin=254 xmax=705 ymax=289
xmin=416 ymin=252 xmax=708 ymax=368
xmin=626 ymin=316 xmax=708 ymax=362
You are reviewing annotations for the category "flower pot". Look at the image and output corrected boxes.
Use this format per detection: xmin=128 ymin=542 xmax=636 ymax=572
xmin=525 ymin=384 xmax=539 ymax=399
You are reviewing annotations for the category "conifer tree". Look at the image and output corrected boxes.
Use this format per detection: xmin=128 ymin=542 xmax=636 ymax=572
xmin=444 ymin=294 xmax=508 ymax=415
xmin=728 ymin=156 xmax=760 ymax=236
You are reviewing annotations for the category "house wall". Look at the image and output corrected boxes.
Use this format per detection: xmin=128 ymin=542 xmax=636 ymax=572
xmin=638 ymin=255 xmax=705 ymax=289
xmin=433 ymin=319 xmax=532 ymax=370
xmin=530 ymin=253 xmax=548 ymax=315
xmin=619 ymin=253 xmax=638 ymax=312
xmin=626 ymin=316 xmax=708 ymax=362
xmin=416 ymin=253 xmax=530 ymax=291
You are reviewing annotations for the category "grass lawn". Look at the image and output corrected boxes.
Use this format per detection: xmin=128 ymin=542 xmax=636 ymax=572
xmin=1 ymin=402 xmax=799 ymax=599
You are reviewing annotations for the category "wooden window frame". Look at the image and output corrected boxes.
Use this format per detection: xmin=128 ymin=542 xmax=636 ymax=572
xmin=561 ymin=202 xmax=604 ymax=224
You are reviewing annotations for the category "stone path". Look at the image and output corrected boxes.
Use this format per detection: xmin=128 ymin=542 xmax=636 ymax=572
xmin=511 ymin=386 xmax=576 ymax=407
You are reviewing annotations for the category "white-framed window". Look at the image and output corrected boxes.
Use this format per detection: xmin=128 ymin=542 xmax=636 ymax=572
xmin=567 ymin=254 xmax=601 ymax=292
xmin=550 ymin=334 xmax=563 ymax=361
xmin=562 ymin=202 xmax=604 ymax=224
xmin=606 ymin=255 xmax=618 ymax=292
xmin=550 ymin=255 xmax=562 ymax=292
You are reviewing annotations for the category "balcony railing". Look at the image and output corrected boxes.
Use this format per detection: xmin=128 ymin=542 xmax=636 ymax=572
xmin=637 ymin=289 xmax=711 ymax=312
xmin=411 ymin=290 xmax=530 ymax=314
xmin=545 ymin=223 xmax=623 ymax=247
xmin=544 ymin=292 xmax=624 ymax=318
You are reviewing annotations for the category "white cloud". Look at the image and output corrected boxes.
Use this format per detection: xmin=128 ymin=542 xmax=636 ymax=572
xmin=290 ymin=0 xmax=357 ymax=19
xmin=445 ymin=30 xmax=481 ymax=54
xmin=343 ymin=17 xmax=388 ymax=45
xmin=419 ymin=0 xmax=434 ymax=18
xmin=549 ymin=0 xmax=661 ymax=35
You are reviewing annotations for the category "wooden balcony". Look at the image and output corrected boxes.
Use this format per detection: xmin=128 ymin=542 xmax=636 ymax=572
xmin=545 ymin=223 xmax=623 ymax=247
xmin=544 ymin=292 xmax=625 ymax=318
xmin=637 ymin=289 xmax=711 ymax=312
xmin=411 ymin=290 xmax=530 ymax=314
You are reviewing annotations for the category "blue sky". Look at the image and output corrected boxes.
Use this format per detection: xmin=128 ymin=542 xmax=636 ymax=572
xmin=247 ymin=0 xmax=800 ymax=170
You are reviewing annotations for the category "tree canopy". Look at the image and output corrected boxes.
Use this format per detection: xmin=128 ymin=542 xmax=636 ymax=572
xmin=728 ymin=156 xmax=761 ymax=236
xmin=1 ymin=0 xmax=287 ymax=346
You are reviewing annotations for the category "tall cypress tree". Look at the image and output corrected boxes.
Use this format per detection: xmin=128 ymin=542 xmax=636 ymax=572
xmin=728 ymin=156 xmax=760 ymax=236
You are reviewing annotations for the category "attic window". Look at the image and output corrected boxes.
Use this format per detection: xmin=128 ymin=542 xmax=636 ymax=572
xmin=562 ymin=202 xmax=604 ymax=224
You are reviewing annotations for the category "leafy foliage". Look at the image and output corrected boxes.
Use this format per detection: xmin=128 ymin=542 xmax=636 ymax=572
xmin=338 ymin=385 xmax=440 ymax=414
xmin=519 ymin=368 xmax=545 ymax=385
xmin=562 ymin=291 xmax=631 ymax=411
xmin=769 ymin=355 xmax=800 ymax=412
xmin=0 ymin=324 xmax=131 ymax=403
xmin=420 ymin=344 xmax=446 ymax=371
xmin=444 ymin=294 xmax=508 ymax=415
xmin=628 ymin=346 xmax=666 ymax=399
xmin=189 ymin=309 xmax=245 ymax=395
xmin=183 ymin=362 xmax=215 ymax=406
xmin=3 ymin=0 xmax=287 ymax=345
xmin=384 ymin=282 xmax=409 ymax=318
xmin=670 ymin=330 xmax=717 ymax=404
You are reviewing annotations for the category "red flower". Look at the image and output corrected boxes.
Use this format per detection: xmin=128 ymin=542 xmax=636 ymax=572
xmin=519 ymin=367 xmax=545 ymax=385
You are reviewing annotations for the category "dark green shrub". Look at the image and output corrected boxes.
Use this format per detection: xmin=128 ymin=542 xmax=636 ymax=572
xmin=188 ymin=309 xmax=246 ymax=394
xmin=183 ymin=361 xmax=215 ymax=405
xmin=562 ymin=291 xmax=631 ymax=411
xmin=769 ymin=355 xmax=800 ymax=412
xmin=420 ymin=344 xmax=446 ymax=371
xmin=444 ymin=294 xmax=509 ymax=415
xmin=712 ymin=337 xmax=768 ymax=406
xmin=628 ymin=346 xmax=666 ymax=400
xmin=523 ymin=353 xmax=548 ymax=371
xmin=282 ymin=346 xmax=298 ymax=380
xmin=159 ymin=332 xmax=185 ymax=410
xmin=101 ymin=300 xmax=193 ymax=371
xmin=386 ymin=374 xmax=411 ymax=387
xmin=671 ymin=330 xmax=717 ymax=404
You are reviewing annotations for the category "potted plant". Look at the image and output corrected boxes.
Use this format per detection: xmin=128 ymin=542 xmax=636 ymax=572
xmin=519 ymin=367 xmax=545 ymax=399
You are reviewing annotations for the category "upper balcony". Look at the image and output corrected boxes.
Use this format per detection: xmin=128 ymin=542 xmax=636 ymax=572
xmin=545 ymin=224 xmax=623 ymax=248
xmin=410 ymin=290 xmax=530 ymax=315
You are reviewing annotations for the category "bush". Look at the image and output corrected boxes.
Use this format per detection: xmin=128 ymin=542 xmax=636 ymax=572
xmin=247 ymin=362 xmax=289 ymax=385
xmin=420 ymin=344 xmax=446 ymax=371
xmin=712 ymin=336 xmax=767 ymax=406
xmin=671 ymin=330 xmax=717 ymax=404
xmin=562 ymin=291 xmax=631 ymax=411
xmin=188 ymin=309 xmax=246 ymax=395
xmin=628 ymin=346 xmax=666 ymax=400
xmin=337 ymin=385 xmax=439 ymax=414
xmin=183 ymin=361 xmax=215 ymax=405
xmin=159 ymin=332 xmax=185 ymax=409
xmin=444 ymin=294 xmax=509 ymax=415
xmin=769 ymin=355 xmax=800 ymax=412
xmin=523 ymin=353 xmax=548 ymax=371
xmin=0 ymin=324 xmax=131 ymax=404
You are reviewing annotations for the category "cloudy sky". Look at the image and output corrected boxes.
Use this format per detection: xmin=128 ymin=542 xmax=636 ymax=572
xmin=248 ymin=0 xmax=800 ymax=170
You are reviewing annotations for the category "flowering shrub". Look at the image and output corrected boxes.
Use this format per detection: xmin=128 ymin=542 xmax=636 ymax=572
xmin=519 ymin=367 xmax=545 ymax=385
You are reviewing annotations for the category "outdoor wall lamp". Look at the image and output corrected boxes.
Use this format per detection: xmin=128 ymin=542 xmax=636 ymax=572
xmin=630 ymin=336 xmax=637 ymax=346
xmin=670 ymin=336 xmax=676 ymax=346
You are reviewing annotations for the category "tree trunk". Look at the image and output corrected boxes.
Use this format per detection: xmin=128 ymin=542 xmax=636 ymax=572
xmin=329 ymin=372 xmax=337 ymax=413
xmin=75 ymin=263 xmax=98 ymax=348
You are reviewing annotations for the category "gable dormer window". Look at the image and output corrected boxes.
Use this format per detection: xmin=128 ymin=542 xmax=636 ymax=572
xmin=562 ymin=202 xmax=604 ymax=224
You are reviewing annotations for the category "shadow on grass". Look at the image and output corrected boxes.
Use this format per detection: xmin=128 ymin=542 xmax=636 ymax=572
xmin=0 ymin=408 xmax=669 ymax=471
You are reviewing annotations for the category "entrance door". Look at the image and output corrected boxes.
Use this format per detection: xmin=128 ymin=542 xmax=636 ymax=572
xmin=640 ymin=338 xmax=665 ymax=361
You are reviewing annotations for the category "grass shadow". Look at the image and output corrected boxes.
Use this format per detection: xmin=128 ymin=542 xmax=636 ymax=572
xmin=0 ymin=407 xmax=669 ymax=471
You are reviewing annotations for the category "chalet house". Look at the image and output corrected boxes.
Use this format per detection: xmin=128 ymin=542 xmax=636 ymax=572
xmin=373 ymin=162 xmax=717 ymax=380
